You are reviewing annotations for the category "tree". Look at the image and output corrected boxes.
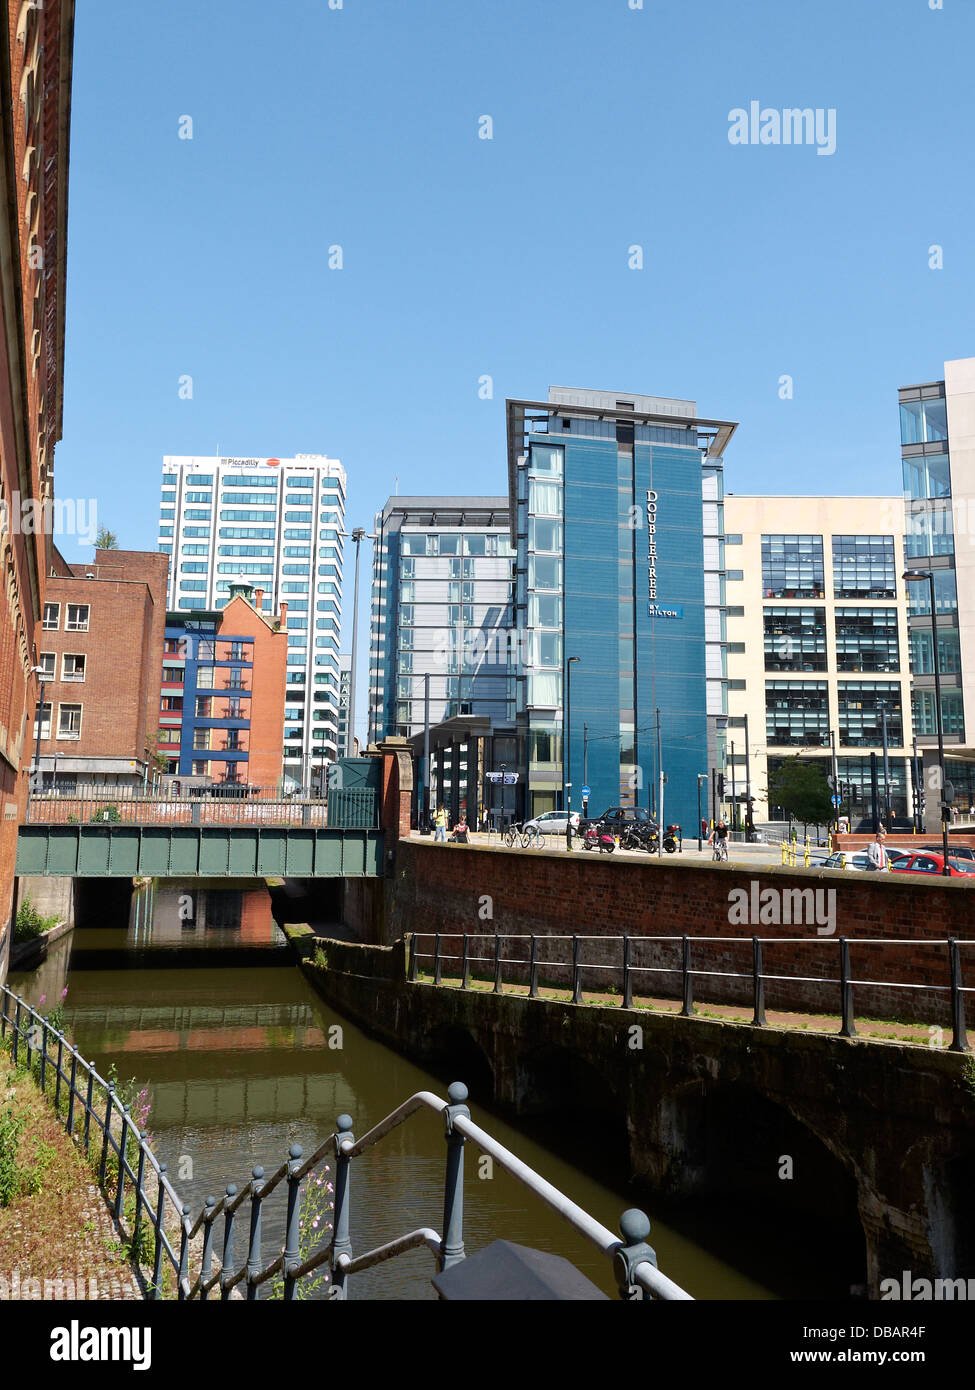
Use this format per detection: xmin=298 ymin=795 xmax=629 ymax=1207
xmin=96 ymin=527 xmax=119 ymax=549
xmin=766 ymin=757 xmax=833 ymax=832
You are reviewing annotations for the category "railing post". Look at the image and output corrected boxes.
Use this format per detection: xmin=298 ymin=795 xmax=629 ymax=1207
xmin=440 ymin=1082 xmax=469 ymax=1272
xmin=12 ymin=997 xmax=20 ymax=1066
xmin=23 ymin=1001 xmax=31 ymax=1069
xmin=408 ymin=933 xmax=419 ymax=983
xmin=613 ymin=1209 xmax=658 ymax=1301
xmin=751 ymin=936 xmax=766 ymax=1027
xmin=151 ymin=1163 xmax=168 ymax=1299
xmin=680 ymin=936 xmax=694 ymax=1017
xmin=283 ymin=1146 xmax=304 ymax=1300
xmin=461 ymin=933 xmax=471 ymax=990
xmin=178 ymin=1204 xmax=191 ymax=1300
xmin=132 ymin=1131 xmax=148 ymax=1264
xmin=200 ymin=1197 xmax=217 ymax=1301
xmin=83 ymin=1063 xmax=95 ymax=1156
xmin=220 ymin=1183 xmax=237 ymax=1300
xmin=39 ymin=1017 xmax=47 ymax=1091
xmin=572 ymin=935 xmax=582 ymax=1004
xmin=949 ymin=938 xmax=971 ymax=1053
xmin=839 ymin=937 xmax=856 ymax=1038
xmin=623 ymin=935 xmax=633 ymax=1010
xmin=529 ymin=934 xmax=539 ymax=998
xmin=66 ymin=1049 xmax=78 ymax=1134
xmin=246 ymin=1166 xmax=264 ymax=1300
xmin=493 ymin=934 xmax=503 ymax=994
xmin=54 ymin=1034 xmax=64 ymax=1111
xmin=99 ymin=1082 xmax=116 ymax=1188
xmin=433 ymin=932 xmax=442 ymax=986
xmin=114 ymin=1104 xmax=131 ymax=1219
xmin=331 ymin=1119 xmax=354 ymax=1300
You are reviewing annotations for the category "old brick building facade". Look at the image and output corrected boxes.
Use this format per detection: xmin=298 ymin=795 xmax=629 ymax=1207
xmin=0 ymin=2 xmax=74 ymax=976
xmin=31 ymin=546 xmax=169 ymax=792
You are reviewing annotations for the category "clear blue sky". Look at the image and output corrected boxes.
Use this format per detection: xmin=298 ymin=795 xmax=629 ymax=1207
xmin=57 ymin=0 xmax=975 ymax=638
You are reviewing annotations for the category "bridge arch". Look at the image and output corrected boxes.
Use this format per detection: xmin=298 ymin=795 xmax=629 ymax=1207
xmin=420 ymin=1023 xmax=495 ymax=1104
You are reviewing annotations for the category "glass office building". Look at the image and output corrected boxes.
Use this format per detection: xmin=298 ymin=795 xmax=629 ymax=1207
xmin=506 ymin=388 xmax=737 ymax=829
xmin=158 ymin=454 xmax=346 ymax=790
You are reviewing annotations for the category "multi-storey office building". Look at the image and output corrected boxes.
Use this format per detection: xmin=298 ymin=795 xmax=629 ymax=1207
xmin=506 ymin=388 xmax=736 ymax=829
xmin=723 ymin=496 xmax=916 ymax=825
xmin=33 ymin=548 xmax=168 ymax=794
xmin=158 ymin=585 xmax=289 ymax=789
xmin=368 ymin=496 xmax=516 ymax=742
xmin=158 ymin=455 xmax=346 ymax=790
xmin=899 ymin=358 xmax=975 ymax=826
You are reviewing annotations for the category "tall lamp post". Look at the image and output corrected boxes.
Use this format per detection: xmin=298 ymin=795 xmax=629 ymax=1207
xmin=338 ymin=527 xmax=377 ymax=766
xmin=565 ymin=656 xmax=580 ymax=850
xmin=696 ymin=773 xmax=708 ymax=852
xmin=903 ymin=570 xmax=951 ymax=875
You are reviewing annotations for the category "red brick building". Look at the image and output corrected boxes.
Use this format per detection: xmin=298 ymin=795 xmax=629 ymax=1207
xmin=31 ymin=547 xmax=169 ymax=793
xmin=0 ymin=2 xmax=74 ymax=975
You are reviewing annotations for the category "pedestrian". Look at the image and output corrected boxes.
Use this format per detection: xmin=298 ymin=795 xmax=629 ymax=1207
xmin=449 ymin=814 xmax=469 ymax=845
xmin=867 ymin=830 xmax=888 ymax=872
xmin=434 ymin=805 xmax=447 ymax=842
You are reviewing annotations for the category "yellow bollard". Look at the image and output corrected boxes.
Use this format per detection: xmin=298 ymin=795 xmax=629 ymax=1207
xmin=781 ymin=841 xmax=788 ymax=866
xmin=804 ymin=835 xmax=810 ymax=867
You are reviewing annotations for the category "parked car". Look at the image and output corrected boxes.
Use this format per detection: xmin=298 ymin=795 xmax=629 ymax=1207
xmin=823 ymin=851 xmax=873 ymax=872
xmin=890 ymin=852 xmax=975 ymax=878
xmin=523 ymin=810 xmax=581 ymax=836
xmin=581 ymin=806 xmax=655 ymax=832
xmin=921 ymin=843 xmax=975 ymax=861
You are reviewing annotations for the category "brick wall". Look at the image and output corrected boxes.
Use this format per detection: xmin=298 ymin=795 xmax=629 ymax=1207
xmin=389 ymin=841 xmax=975 ymax=1026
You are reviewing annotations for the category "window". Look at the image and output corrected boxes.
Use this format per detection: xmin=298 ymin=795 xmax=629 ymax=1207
xmin=761 ymin=536 xmax=825 ymax=599
xmin=899 ymin=397 xmax=947 ymax=446
xmin=180 ymin=580 xmax=207 ymax=591
xmin=725 ymin=534 xmax=743 ymax=545
xmin=284 ymin=529 xmax=311 ymax=541
xmin=285 ymin=510 xmax=313 ymax=522
xmin=285 ymin=476 xmax=314 ymax=488
xmin=66 ymin=604 xmax=89 ymax=632
xmin=763 ymin=608 xmax=827 ymax=672
xmin=182 ymin=544 xmax=209 ymax=555
xmin=765 ymin=681 xmax=829 ymax=746
xmin=726 ymin=605 xmax=745 ymax=617
xmin=834 ymin=608 xmax=900 ymax=673
xmin=529 ymin=518 xmax=562 ymax=553
xmin=57 ymin=703 xmax=83 ymax=739
xmin=902 ymin=453 xmax=951 ymax=501
xmin=913 ymin=689 xmax=965 ymax=740
xmin=220 ymin=510 xmax=276 ymax=522
xmin=904 ymin=501 xmax=954 ymax=559
xmin=38 ymin=651 xmax=55 ymax=677
xmin=837 ymin=682 xmax=903 ymax=748
xmin=832 ymin=536 xmax=896 ymax=599
xmin=181 ymin=562 xmax=209 ymax=573
xmin=529 ymin=443 xmax=564 ymax=476
xmin=909 ymin=626 xmax=961 ymax=676
xmin=529 ymin=556 xmax=561 ymax=591
xmin=184 ymin=528 xmax=210 ymax=539
xmin=184 ymin=510 xmax=211 ymax=521
xmin=184 ymin=491 xmax=212 ymax=503
xmin=907 ymin=569 xmax=957 ymax=616
xmin=726 ymin=569 xmax=744 ymax=582
xmin=43 ymin=602 xmax=59 ymax=630
xmin=193 ymin=728 xmax=211 ymax=751
xmin=193 ymin=760 xmax=209 ymax=776
xmin=62 ymin=653 xmax=86 ymax=682
xmin=186 ymin=474 xmax=214 ymax=485
xmin=220 ymin=528 xmax=275 ymax=540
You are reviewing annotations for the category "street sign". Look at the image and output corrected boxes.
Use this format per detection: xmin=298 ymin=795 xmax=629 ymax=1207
xmin=580 ymin=785 xmax=591 ymax=798
xmin=486 ymin=771 xmax=519 ymax=785
xmin=831 ymin=794 xmax=841 ymax=806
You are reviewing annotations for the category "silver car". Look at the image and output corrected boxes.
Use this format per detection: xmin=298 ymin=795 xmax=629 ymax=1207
xmin=524 ymin=810 xmax=581 ymax=836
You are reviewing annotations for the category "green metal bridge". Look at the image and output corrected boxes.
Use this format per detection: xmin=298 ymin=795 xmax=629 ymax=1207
xmin=15 ymin=823 xmax=384 ymax=879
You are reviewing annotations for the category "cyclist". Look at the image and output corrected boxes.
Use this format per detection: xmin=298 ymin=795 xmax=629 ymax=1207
xmin=710 ymin=818 xmax=729 ymax=861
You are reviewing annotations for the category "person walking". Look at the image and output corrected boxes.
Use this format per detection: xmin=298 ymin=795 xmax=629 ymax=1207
xmin=867 ymin=830 xmax=888 ymax=872
xmin=434 ymin=805 xmax=448 ymax=843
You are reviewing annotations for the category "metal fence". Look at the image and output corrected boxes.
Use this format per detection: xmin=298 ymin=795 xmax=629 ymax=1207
xmin=409 ymin=932 xmax=973 ymax=1051
xmin=26 ymin=785 xmax=378 ymax=830
xmin=0 ymin=983 xmax=690 ymax=1300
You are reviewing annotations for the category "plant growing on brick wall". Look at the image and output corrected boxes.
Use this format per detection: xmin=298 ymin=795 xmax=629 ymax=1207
xmin=89 ymin=804 xmax=121 ymax=823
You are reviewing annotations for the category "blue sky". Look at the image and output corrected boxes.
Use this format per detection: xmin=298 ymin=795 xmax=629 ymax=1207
xmin=57 ymin=0 xmax=975 ymax=636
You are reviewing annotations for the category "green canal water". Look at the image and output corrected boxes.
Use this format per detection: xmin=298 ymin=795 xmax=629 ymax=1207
xmin=8 ymin=881 xmax=828 ymax=1300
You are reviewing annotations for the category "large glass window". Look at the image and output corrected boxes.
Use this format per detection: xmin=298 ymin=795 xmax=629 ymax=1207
xmin=529 ymin=556 xmax=561 ymax=590
xmin=899 ymin=397 xmax=948 ymax=446
xmin=763 ymin=608 xmax=827 ymax=672
xmin=529 ymin=480 xmax=562 ymax=514
xmin=529 ymin=518 xmax=562 ymax=553
xmin=904 ymin=501 xmax=954 ymax=558
xmin=909 ymin=626 xmax=961 ymax=676
xmin=906 ymin=569 xmax=957 ymax=616
xmin=761 ymin=536 xmax=824 ymax=599
xmin=902 ymin=452 xmax=951 ymax=500
xmin=530 ymin=593 xmax=561 ymax=628
xmin=837 ymin=682 xmax=903 ymax=747
xmin=834 ymin=608 xmax=900 ymax=672
xmin=401 ymin=535 xmax=426 ymax=555
xmin=765 ymin=681 xmax=829 ymax=746
xmin=912 ymin=689 xmax=965 ymax=739
xmin=832 ymin=535 xmax=896 ymax=599
xmin=532 ymin=632 xmax=562 ymax=667
xmin=528 ymin=443 xmax=564 ymax=476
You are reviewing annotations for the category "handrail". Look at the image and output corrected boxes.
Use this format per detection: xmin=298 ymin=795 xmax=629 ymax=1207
xmin=408 ymin=931 xmax=972 ymax=1052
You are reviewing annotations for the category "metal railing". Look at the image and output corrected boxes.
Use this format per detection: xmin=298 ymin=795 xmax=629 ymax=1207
xmin=0 ymin=983 xmax=688 ymax=1300
xmin=26 ymin=784 xmax=378 ymax=830
xmin=409 ymin=932 xmax=973 ymax=1051
xmin=0 ymin=983 xmax=334 ymax=1300
xmin=328 ymin=1083 xmax=691 ymax=1300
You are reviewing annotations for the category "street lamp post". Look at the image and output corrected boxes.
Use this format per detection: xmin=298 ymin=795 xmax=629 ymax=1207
xmin=565 ymin=656 xmax=580 ymax=850
xmin=697 ymin=773 xmax=707 ymax=852
xmin=903 ymin=570 xmax=951 ymax=875
xmin=338 ymin=527 xmax=377 ymax=764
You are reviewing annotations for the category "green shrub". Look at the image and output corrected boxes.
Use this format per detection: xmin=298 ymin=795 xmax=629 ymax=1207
xmin=89 ymin=803 xmax=121 ymax=823
xmin=14 ymin=896 xmax=59 ymax=943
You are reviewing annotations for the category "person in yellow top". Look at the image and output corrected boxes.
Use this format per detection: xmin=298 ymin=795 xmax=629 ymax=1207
xmin=434 ymin=806 xmax=448 ymax=842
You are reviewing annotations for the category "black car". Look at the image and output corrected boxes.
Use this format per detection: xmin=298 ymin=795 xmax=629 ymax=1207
xmin=922 ymin=843 xmax=975 ymax=861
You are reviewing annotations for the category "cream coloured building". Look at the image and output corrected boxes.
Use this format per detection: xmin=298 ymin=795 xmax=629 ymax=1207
xmin=723 ymin=495 xmax=917 ymax=828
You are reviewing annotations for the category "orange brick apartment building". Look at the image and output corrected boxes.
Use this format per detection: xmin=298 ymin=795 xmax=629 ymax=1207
xmin=0 ymin=2 xmax=74 ymax=976
xmin=31 ymin=547 xmax=170 ymax=793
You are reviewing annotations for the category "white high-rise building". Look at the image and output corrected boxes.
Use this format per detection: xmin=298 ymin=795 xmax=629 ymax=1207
xmin=158 ymin=454 xmax=346 ymax=789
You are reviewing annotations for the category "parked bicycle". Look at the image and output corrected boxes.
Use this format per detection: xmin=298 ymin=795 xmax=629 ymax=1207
xmin=503 ymin=822 xmax=547 ymax=849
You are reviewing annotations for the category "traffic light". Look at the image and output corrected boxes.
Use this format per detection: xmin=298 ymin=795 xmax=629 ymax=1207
xmin=716 ymin=773 xmax=725 ymax=797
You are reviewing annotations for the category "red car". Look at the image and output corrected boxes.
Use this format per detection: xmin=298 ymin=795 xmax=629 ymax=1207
xmin=889 ymin=851 xmax=975 ymax=878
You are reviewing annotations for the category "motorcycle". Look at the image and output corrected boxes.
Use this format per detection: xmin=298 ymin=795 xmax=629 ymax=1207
xmin=583 ymin=825 xmax=616 ymax=853
xmin=622 ymin=821 xmax=659 ymax=852
xmin=662 ymin=823 xmax=682 ymax=854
